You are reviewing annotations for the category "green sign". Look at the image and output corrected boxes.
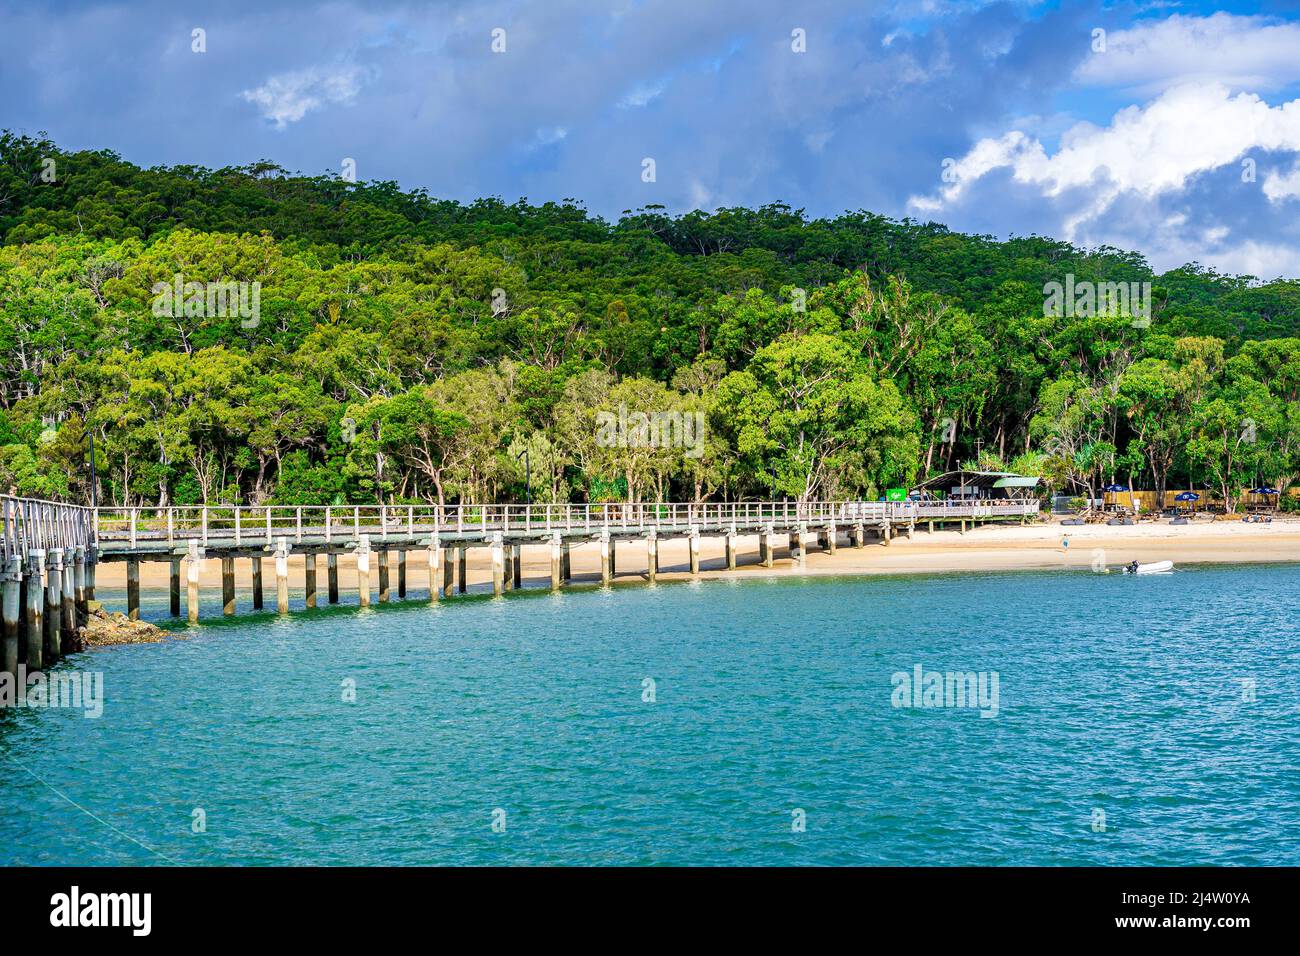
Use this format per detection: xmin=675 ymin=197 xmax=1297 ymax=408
xmin=885 ymin=488 xmax=908 ymax=502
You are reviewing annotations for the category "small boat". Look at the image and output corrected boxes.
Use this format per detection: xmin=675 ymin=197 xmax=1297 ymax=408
xmin=1123 ymin=560 xmax=1174 ymax=575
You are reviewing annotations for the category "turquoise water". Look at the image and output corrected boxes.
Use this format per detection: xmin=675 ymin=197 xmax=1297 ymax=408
xmin=2 ymin=565 xmax=1298 ymax=866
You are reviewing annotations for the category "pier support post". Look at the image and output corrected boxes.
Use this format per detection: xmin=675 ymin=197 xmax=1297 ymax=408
xmin=689 ymin=525 xmax=701 ymax=575
xmin=457 ymin=545 xmax=467 ymax=594
xmin=512 ymin=543 xmax=522 ymax=590
xmin=646 ymin=530 xmax=658 ymax=583
xmin=826 ymin=524 xmax=837 ymax=555
xmin=725 ymin=526 xmax=736 ymax=570
xmin=492 ymin=533 xmax=505 ymax=596
xmin=551 ymin=534 xmax=563 ymax=590
xmin=169 ymin=557 xmax=181 ymax=617
xmin=442 ymin=543 xmax=455 ymax=598
xmin=305 ymin=552 xmax=318 ymax=609
xmin=124 ymin=552 xmax=139 ymax=622
xmin=428 ymin=537 xmax=442 ymax=602
xmin=251 ymin=556 xmax=264 ymax=609
xmin=929 ymin=520 xmax=935 ymax=534
xmin=85 ymin=548 xmax=96 ymax=602
xmin=502 ymin=544 xmax=514 ymax=591
xmin=792 ymin=525 xmax=807 ymax=568
xmin=275 ymin=538 xmax=290 ymax=614
xmin=760 ymin=525 xmax=774 ymax=568
xmin=356 ymin=536 xmax=371 ymax=607
xmin=397 ymin=549 xmax=407 ymax=599
xmin=561 ymin=542 xmax=571 ymax=582
xmin=881 ymin=522 xmax=892 ymax=546
xmin=73 ymin=547 xmax=87 ymax=620
xmin=186 ymin=540 xmax=202 ymax=624
xmin=45 ymin=549 xmax=63 ymax=662
xmin=853 ymin=523 xmax=865 ymax=548
xmin=378 ymin=550 xmax=391 ymax=603
xmin=599 ymin=531 xmax=612 ymax=587
xmin=327 ymin=554 xmax=339 ymax=604
xmin=908 ymin=521 xmax=915 ymax=540
xmin=24 ymin=550 xmax=44 ymax=670
xmin=2 ymin=555 xmax=20 ymax=678
xmin=960 ymin=519 xmax=966 ymax=534
xmin=61 ymin=551 xmax=76 ymax=645
xmin=222 ymin=556 xmax=236 ymax=615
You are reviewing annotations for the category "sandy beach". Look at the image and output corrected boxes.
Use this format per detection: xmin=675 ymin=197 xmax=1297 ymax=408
xmin=94 ymin=517 xmax=1300 ymax=591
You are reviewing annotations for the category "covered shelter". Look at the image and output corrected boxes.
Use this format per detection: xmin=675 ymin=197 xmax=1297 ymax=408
xmin=910 ymin=470 xmax=1040 ymax=502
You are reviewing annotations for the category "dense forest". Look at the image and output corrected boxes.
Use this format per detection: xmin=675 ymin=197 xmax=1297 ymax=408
xmin=2 ymin=131 xmax=1298 ymax=510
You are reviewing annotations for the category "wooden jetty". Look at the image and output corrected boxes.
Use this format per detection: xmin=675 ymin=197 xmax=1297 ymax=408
xmin=2 ymin=496 xmax=1038 ymax=671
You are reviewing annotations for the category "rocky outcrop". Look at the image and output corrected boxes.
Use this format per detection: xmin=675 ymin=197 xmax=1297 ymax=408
xmin=77 ymin=604 xmax=169 ymax=648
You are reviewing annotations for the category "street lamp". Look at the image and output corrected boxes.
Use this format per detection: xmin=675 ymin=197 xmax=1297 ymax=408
xmin=516 ymin=446 xmax=531 ymax=504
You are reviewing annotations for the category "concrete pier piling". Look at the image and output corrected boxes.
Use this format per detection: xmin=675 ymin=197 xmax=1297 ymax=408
xmin=689 ymin=525 xmax=701 ymax=575
xmin=561 ymin=541 xmax=571 ymax=582
xmin=356 ymin=536 xmax=371 ymax=607
xmin=502 ymin=544 xmax=514 ymax=591
xmin=85 ymin=548 xmax=95 ymax=602
xmin=25 ymin=550 xmax=43 ymax=670
xmin=646 ymin=531 xmax=658 ymax=583
xmin=186 ymin=540 xmax=202 ymax=624
xmin=512 ymin=544 xmax=522 ymax=589
xmin=457 ymin=545 xmax=467 ymax=594
xmin=853 ymin=523 xmax=865 ymax=548
xmin=760 ymin=525 xmax=774 ymax=568
xmin=443 ymin=544 xmax=456 ymax=598
xmin=551 ymin=534 xmax=563 ymax=590
xmin=882 ymin=522 xmax=892 ymax=545
xmin=327 ymin=553 xmax=339 ymax=604
xmin=275 ymin=537 xmax=290 ymax=614
xmin=397 ymin=549 xmax=407 ymax=599
xmin=305 ymin=552 xmax=318 ymax=609
xmin=378 ymin=550 xmax=391 ymax=603
xmin=428 ymin=537 xmax=442 ymax=602
xmin=826 ymin=524 xmax=837 ymax=555
xmin=600 ymin=532 xmax=612 ymax=586
xmin=3 ymin=555 xmax=21 ymax=678
xmin=73 ymin=546 xmax=87 ymax=619
xmin=61 ymin=551 xmax=76 ymax=645
xmin=222 ymin=556 xmax=236 ymax=615
xmin=45 ymin=548 xmax=63 ymax=662
xmin=725 ymin=526 xmax=737 ymax=570
xmin=792 ymin=525 xmax=807 ymax=568
xmin=125 ymin=553 xmax=140 ymax=620
xmin=492 ymin=533 xmax=506 ymax=595
xmin=252 ymin=556 xmax=264 ymax=610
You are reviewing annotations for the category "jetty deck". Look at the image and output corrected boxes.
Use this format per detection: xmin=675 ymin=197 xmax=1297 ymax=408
xmin=2 ymin=496 xmax=1039 ymax=672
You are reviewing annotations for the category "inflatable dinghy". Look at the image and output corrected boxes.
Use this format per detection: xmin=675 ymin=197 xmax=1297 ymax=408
xmin=1123 ymin=560 xmax=1174 ymax=575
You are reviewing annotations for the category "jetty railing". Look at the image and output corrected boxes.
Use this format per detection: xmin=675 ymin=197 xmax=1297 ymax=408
xmin=91 ymin=499 xmax=1039 ymax=547
xmin=1 ymin=495 xmax=96 ymax=561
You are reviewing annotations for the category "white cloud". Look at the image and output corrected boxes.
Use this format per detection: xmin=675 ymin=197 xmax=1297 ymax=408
xmin=617 ymin=80 xmax=668 ymax=109
xmin=910 ymin=83 xmax=1300 ymax=236
xmin=241 ymin=64 xmax=372 ymax=129
xmin=1076 ymin=13 xmax=1300 ymax=94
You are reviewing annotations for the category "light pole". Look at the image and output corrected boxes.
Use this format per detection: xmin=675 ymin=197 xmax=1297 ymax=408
xmin=88 ymin=428 xmax=97 ymax=508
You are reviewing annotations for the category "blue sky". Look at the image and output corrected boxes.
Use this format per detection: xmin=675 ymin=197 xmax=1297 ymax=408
xmin=6 ymin=0 xmax=1300 ymax=277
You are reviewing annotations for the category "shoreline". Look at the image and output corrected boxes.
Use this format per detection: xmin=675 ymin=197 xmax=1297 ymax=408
xmin=93 ymin=518 xmax=1300 ymax=591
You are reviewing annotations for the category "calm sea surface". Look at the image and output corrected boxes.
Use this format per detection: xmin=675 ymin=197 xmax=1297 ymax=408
xmin=2 ymin=564 xmax=1297 ymax=865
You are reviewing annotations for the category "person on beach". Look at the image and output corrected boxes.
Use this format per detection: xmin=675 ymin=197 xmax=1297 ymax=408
xmin=1061 ymin=534 xmax=1070 ymax=550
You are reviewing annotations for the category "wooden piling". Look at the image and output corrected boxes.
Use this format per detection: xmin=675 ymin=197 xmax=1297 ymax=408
xmin=2 ymin=555 xmax=20 ymax=678
xmin=252 ymin=556 xmax=264 ymax=610
xmin=646 ymin=531 xmax=657 ymax=583
xmin=689 ymin=526 xmax=701 ymax=575
xmin=186 ymin=540 xmax=202 ymax=624
xmin=511 ymin=544 xmax=522 ymax=589
xmin=378 ymin=550 xmax=391 ymax=603
xmin=24 ymin=550 xmax=43 ymax=670
xmin=725 ymin=526 xmax=737 ymax=570
xmin=45 ymin=548 xmax=62 ymax=662
xmin=327 ymin=553 xmax=339 ymax=604
xmin=561 ymin=541 xmax=571 ymax=582
xmin=305 ymin=552 xmax=317 ymax=609
xmin=457 ymin=545 xmax=467 ymax=593
xmin=169 ymin=557 xmax=181 ymax=617
xmin=397 ymin=549 xmax=407 ymax=599
xmin=275 ymin=537 xmax=289 ymax=614
xmin=125 ymin=553 xmax=140 ymax=621
xmin=502 ymin=544 xmax=514 ymax=591
xmin=222 ymin=556 xmax=236 ymax=615
xmin=356 ymin=536 xmax=371 ymax=607
xmin=85 ymin=548 xmax=96 ymax=602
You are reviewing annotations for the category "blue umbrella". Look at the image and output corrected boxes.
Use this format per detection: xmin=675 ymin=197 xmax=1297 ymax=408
xmin=1174 ymin=492 xmax=1200 ymax=501
xmin=1250 ymin=487 xmax=1279 ymax=495
xmin=1103 ymin=483 xmax=1129 ymax=492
